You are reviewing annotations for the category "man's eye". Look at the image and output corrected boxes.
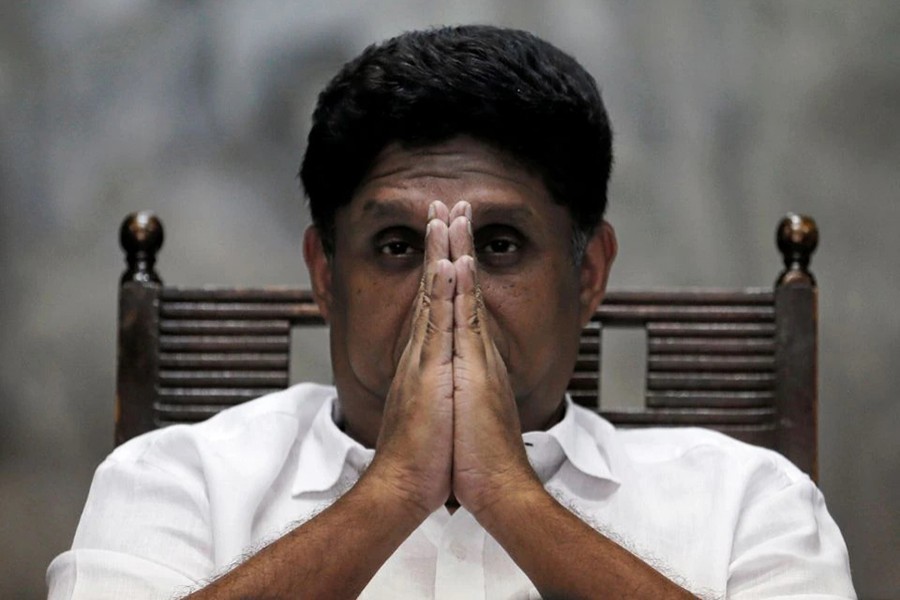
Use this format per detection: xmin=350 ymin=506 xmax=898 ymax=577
xmin=481 ymin=238 xmax=520 ymax=254
xmin=379 ymin=241 xmax=418 ymax=256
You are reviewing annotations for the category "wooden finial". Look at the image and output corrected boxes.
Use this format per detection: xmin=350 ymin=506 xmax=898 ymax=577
xmin=776 ymin=213 xmax=818 ymax=285
xmin=120 ymin=211 xmax=164 ymax=284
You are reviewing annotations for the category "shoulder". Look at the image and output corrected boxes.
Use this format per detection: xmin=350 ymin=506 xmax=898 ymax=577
xmin=568 ymin=402 xmax=809 ymax=490
xmin=108 ymin=383 xmax=336 ymax=473
xmin=564 ymin=408 xmax=855 ymax=596
xmin=615 ymin=424 xmax=809 ymax=491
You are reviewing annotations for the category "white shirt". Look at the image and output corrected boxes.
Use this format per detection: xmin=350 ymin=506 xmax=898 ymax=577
xmin=47 ymin=383 xmax=856 ymax=599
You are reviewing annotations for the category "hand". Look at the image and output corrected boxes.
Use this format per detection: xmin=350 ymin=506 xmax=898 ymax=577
xmin=364 ymin=201 xmax=456 ymax=518
xmin=448 ymin=202 xmax=542 ymax=518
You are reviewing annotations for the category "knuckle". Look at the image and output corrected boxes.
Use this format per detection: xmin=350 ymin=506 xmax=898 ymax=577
xmin=418 ymin=291 xmax=433 ymax=312
xmin=423 ymin=317 xmax=453 ymax=353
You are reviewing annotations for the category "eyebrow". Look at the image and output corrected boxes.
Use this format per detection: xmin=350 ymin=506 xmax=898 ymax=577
xmin=360 ymin=198 xmax=420 ymax=219
xmin=475 ymin=204 xmax=535 ymax=226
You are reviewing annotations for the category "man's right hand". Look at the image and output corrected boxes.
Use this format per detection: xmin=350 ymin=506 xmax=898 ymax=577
xmin=184 ymin=204 xmax=457 ymax=600
xmin=363 ymin=201 xmax=456 ymax=518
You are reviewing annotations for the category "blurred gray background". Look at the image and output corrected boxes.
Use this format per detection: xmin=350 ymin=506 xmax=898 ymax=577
xmin=1 ymin=1 xmax=898 ymax=598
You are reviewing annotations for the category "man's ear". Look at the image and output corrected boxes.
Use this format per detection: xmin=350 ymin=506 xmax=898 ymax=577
xmin=303 ymin=226 xmax=333 ymax=323
xmin=578 ymin=221 xmax=617 ymax=327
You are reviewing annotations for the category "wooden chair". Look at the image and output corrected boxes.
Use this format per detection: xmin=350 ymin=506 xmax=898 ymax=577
xmin=116 ymin=212 xmax=820 ymax=479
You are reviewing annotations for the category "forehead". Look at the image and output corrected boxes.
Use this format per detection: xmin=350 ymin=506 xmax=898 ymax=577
xmin=344 ymin=137 xmax=562 ymax=224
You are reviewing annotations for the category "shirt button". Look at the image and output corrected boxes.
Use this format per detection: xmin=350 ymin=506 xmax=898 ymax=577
xmin=449 ymin=540 xmax=467 ymax=560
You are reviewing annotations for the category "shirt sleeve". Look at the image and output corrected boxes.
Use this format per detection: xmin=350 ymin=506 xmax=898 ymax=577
xmin=727 ymin=459 xmax=857 ymax=599
xmin=47 ymin=445 xmax=214 ymax=600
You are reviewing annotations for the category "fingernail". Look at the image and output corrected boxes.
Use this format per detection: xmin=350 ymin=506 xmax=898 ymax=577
xmin=467 ymin=219 xmax=473 ymax=237
xmin=464 ymin=203 xmax=472 ymax=221
xmin=428 ymin=203 xmax=436 ymax=220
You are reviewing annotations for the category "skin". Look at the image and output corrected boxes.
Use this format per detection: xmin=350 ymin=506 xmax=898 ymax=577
xmin=185 ymin=136 xmax=694 ymax=599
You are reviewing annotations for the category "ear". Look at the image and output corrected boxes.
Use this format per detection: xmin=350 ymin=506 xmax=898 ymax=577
xmin=303 ymin=226 xmax=333 ymax=323
xmin=578 ymin=221 xmax=617 ymax=327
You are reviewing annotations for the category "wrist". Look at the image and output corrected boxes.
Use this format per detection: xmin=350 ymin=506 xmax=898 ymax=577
xmin=468 ymin=469 xmax=547 ymax=528
xmin=357 ymin=459 xmax=442 ymax=524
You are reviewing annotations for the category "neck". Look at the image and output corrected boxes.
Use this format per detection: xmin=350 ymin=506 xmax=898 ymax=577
xmin=337 ymin=393 xmax=568 ymax=450
xmin=333 ymin=385 xmax=385 ymax=449
xmin=518 ymin=396 xmax=567 ymax=433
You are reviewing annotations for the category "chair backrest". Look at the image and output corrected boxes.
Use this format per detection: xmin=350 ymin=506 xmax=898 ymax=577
xmin=116 ymin=212 xmax=819 ymax=479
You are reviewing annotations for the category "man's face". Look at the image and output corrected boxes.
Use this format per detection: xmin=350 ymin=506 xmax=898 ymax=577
xmin=306 ymin=136 xmax=615 ymax=439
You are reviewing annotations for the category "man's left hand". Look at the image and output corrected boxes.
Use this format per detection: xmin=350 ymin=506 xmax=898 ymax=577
xmin=447 ymin=201 xmax=543 ymax=518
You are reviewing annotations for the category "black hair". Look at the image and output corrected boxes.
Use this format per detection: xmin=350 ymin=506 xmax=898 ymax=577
xmin=300 ymin=25 xmax=613 ymax=256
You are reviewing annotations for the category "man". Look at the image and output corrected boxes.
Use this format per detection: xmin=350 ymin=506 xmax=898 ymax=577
xmin=48 ymin=26 xmax=855 ymax=598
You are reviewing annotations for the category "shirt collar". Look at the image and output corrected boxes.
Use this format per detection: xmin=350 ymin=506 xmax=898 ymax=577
xmin=523 ymin=396 xmax=623 ymax=485
xmin=292 ymin=395 xmax=373 ymax=497
xmin=293 ymin=394 xmax=623 ymax=497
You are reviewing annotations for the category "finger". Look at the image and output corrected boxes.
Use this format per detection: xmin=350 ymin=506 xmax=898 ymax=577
xmin=410 ymin=219 xmax=449 ymax=354
xmin=413 ymin=200 xmax=450 ymax=335
xmin=449 ymin=200 xmax=470 ymax=222
xmin=449 ymin=210 xmax=474 ymax=262
xmin=430 ymin=200 xmax=450 ymax=225
xmin=425 ymin=208 xmax=450 ymax=264
xmin=420 ymin=258 xmax=455 ymax=368
xmin=419 ymin=201 xmax=449 ymax=328
xmin=416 ymin=202 xmax=450 ymax=327
xmin=453 ymin=255 xmax=488 ymax=361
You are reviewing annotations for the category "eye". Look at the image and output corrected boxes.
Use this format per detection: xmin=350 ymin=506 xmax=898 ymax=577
xmin=379 ymin=240 xmax=417 ymax=256
xmin=475 ymin=226 xmax=526 ymax=268
xmin=481 ymin=238 xmax=520 ymax=255
xmin=372 ymin=226 xmax=423 ymax=268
